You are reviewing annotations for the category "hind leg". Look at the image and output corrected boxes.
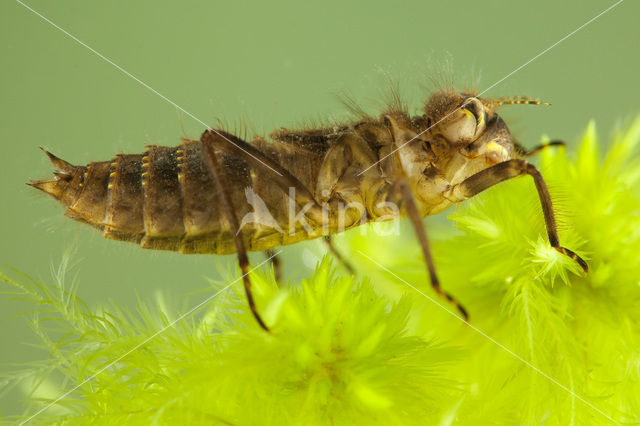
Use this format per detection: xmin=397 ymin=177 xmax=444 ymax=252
xmin=202 ymin=137 xmax=270 ymax=331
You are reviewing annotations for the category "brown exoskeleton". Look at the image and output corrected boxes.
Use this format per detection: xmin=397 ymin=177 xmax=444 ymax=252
xmin=29 ymin=90 xmax=587 ymax=331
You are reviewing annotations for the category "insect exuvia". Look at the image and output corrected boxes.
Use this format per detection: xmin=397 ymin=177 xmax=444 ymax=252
xmin=29 ymin=89 xmax=588 ymax=331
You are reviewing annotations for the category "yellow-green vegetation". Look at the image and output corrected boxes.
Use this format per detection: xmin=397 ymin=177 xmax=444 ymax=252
xmin=2 ymin=118 xmax=639 ymax=425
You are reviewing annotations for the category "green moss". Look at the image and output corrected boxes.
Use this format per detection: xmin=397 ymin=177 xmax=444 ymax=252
xmin=2 ymin=117 xmax=640 ymax=424
xmin=1 ymin=259 xmax=458 ymax=425
xmin=346 ymin=117 xmax=640 ymax=424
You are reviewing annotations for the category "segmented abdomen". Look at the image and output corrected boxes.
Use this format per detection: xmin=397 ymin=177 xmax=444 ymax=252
xmin=30 ymin=138 xmax=321 ymax=254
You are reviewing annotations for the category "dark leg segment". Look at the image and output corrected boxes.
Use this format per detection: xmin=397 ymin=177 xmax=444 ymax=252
xmin=397 ymin=179 xmax=469 ymax=320
xmin=384 ymin=114 xmax=468 ymax=318
xmin=449 ymin=159 xmax=588 ymax=273
xmin=202 ymin=137 xmax=270 ymax=331
xmin=323 ymin=236 xmax=356 ymax=275
xmin=523 ymin=140 xmax=565 ymax=157
xmin=264 ymin=249 xmax=282 ymax=283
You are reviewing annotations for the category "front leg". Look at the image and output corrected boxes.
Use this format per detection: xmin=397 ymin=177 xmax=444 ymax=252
xmin=446 ymin=159 xmax=588 ymax=273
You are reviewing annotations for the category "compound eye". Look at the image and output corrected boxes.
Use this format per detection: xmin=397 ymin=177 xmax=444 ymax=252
xmin=440 ymin=97 xmax=487 ymax=143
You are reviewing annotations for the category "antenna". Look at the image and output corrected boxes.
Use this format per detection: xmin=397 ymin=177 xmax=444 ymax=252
xmin=488 ymin=96 xmax=551 ymax=107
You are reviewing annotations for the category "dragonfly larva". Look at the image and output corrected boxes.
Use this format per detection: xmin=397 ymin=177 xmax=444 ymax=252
xmin=29 ymin=90 xmax=588 ymax=330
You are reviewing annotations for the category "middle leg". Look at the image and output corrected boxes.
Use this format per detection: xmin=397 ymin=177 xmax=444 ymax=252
xmin=323 ymin=236 xmax=356 ymax=275
xmin=397 ymin=178 xmax=469 ymax=320
xmin=264 ymin=249 xmax=282 ymax=283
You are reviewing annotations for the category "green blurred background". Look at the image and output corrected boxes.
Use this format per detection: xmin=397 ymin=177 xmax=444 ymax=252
xmin=1 ymin=0 xmax=638 ymax=417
